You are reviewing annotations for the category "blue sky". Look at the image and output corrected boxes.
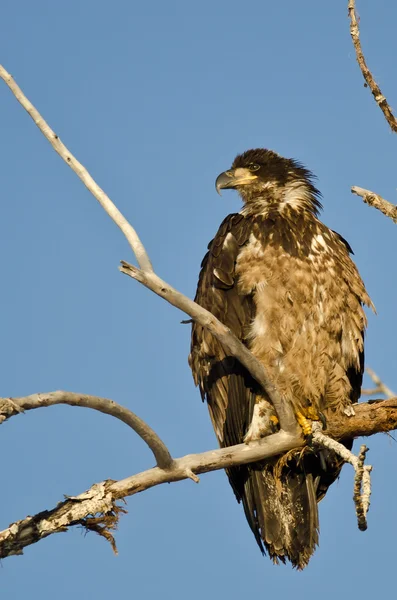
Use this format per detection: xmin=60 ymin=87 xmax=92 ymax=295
xmin=1 ymin=1 xmax=396 ymax=598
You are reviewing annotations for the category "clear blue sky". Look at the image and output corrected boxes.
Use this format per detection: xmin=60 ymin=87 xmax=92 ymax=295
xmin=1 ymin=1 xmax=396 ymax=598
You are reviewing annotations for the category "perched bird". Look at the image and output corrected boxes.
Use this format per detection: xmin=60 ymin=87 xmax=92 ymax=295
xmin=188 ymin=148 xmax=373 ymax=569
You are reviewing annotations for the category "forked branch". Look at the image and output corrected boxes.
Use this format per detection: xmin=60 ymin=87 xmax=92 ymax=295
xmin=1 ymin=397 xmax=396 ymax=559
xmin=348 ymin=4 xmax=397 ymax=225
xmin=312 ymin=423 xmax=372 ymax=531
xmin=361 ymin=368 xmax=396 ymax=398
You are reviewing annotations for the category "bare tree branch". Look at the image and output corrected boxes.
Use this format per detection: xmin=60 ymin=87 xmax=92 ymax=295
xmin=0 ymin=481 xmax=125 ymax=558
xmin=0 ymin=392 xmax=173 ymax=469
xmin=351 ymin=186 xmax=397 ymax=223
xmin=353 ymin=446 xmax=371 ymax=531
xmin=312 ymin=423 xmax=372 ymax=531
xmin=348 ymin=0 xmax=397 ymax=133
xmin=0 ymin=64 xmax=153 ymax=272
xmin=361 ymin=368 xmax=396 ymax=399
xmin=1 ymin=397 xmax=396 ymax=559
xmin=0 ymin=63 xmax=296 ymax=433
xmin=326 ymin=397 xmax=397 ymax=439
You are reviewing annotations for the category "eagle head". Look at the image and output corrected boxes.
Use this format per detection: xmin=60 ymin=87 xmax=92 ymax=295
xmin=215 ymin=148 xmax=322 ymax=215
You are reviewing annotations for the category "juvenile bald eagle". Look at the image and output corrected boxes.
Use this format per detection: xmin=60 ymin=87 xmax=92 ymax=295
xmin=188 ymin=148 xmax=372 ymax=569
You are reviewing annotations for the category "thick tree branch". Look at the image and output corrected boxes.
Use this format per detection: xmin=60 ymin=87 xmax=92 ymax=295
xmin=326 ymin=397 xmax=397 ymax=439
xmin=1 ymin=398 xmax=396 ymax=559
xmin=0 ymin=392 xmax=173 ymax=469
xmin=348 ymin=0 xmax=397 ymax=133
xmin=0 ymin=63 xmax=296 ymax=434
xmin=351 ymin=186 xmax=397 ymax=223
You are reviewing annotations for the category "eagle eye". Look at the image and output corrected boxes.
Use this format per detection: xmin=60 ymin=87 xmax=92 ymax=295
xmin=248 ymin=163 xmax=260 ymax=172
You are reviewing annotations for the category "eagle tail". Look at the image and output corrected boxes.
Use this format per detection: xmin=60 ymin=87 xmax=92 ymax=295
xmin=242 ymin=459 xmax=319 ymax=570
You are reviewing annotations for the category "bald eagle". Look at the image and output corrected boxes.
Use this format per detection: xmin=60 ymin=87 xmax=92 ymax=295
xmin=188 ymin=148 xmax=372 ymax=569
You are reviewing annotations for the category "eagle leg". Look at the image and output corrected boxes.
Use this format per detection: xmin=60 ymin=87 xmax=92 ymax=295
xmin=304 ymin=405 xmax=322 ymax=421
xmin=295 ymin=411 xmax=313 ymax=437
xmin=295 ymin=406 xmax=326 ymax=440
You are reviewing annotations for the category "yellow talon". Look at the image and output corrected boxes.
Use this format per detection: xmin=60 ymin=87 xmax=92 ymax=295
xmin=270 ymin=415 xmax=279 ymax=426
xmin=296 ymin=411 xmax=313 ymax=437
xmin=305 ymin=405 xmax=320 ymax=421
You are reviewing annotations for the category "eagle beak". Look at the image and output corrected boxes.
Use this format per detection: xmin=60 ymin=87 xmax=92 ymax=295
xmin=215 ymin=168 xmax=258 ymax=195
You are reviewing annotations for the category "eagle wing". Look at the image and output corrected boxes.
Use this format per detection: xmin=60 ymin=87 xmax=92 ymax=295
xmin=188 ymin=213 xmax=262 ymax=521
xmin=189 ymin=213 xmax=255 ymax=441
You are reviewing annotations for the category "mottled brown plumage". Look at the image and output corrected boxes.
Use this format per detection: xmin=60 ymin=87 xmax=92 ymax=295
xmin=189 ymin=148 xmax=373 ymax=568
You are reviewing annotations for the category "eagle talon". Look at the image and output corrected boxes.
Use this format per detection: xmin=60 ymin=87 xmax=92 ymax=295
xmin=305 ymin=405 xmax=321 ymax=421
xmin=295 ymin=411 xmax=313 ymax=438
xmin=319 ymin=411 xmax=327 ymax=430
xmin=296 ymin=407 xmax=326 ymax=438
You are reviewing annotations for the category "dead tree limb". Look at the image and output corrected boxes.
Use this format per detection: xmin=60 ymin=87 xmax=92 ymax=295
xmin=351 ymin=186 xmax=397 ymax=224
xmin=361 ymin=368 xmax=396 ymax=398
xmin=0 ymin=65 xmax=153 ymax=272
xmin=312 ymin=423 xmax=372 ymax=531
xmin=348 ymin=4 xmax=397 ymax=223
xmin=0 ymin=392 xmax=173 ymax=469
xmin=348 ymin=0 xmax=397 ymax=133
xmin=1 ymin=397 xmax=396 ymax=559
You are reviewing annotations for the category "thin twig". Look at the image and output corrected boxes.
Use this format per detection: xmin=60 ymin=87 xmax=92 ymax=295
xmin=353 ymin=446 xmax=371 ymax=531
xmin=348 ymin=0 xmax=397 ymax=133
xmin=361 ymin=461 xmax=372 ymax=520
xmin=360 ymin=388 xmax=381 ymax=397
xmin=351 ymin=186 xmax=397 ymax=224
xmin=0 ymin=64 xmax=153 ymax=272
xmin=363 ymin=367 xmax=396 ymax=398
xmin=312 ymin=423 xmax=372 ymax=531
xmin=0 ymin=392 xmax=173 ymax=469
